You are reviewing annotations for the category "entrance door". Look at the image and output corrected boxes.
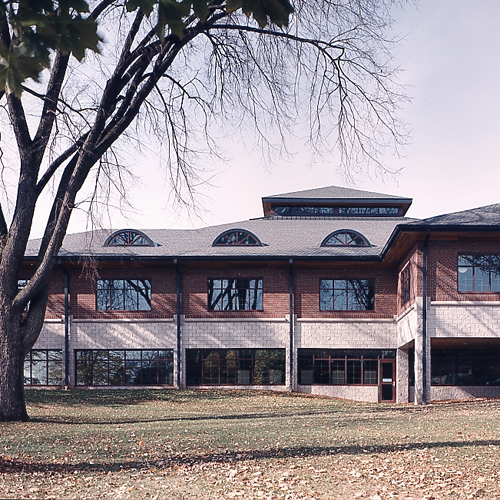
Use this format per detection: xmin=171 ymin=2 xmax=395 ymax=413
xmin=380 ymin=360 xmax=396 ymax=403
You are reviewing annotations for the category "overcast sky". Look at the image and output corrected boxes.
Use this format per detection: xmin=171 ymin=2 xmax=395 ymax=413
xmin=60 ymin=0 xmax=500 ymax=235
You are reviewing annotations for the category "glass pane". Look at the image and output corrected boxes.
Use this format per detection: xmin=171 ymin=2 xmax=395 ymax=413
xmin=458 ymin=267 xmax=473 ymax=291
xmin=93 ymin=351 xmax=109 ymax=385
xmin=381 ymin=384 xmax=394 ymax=401
xmin=334 ymin=289 xmax=347 ymax=310
xmin=159 ymin=359 xmax=174 ymax=384
xmin=330 ymin=360 xmax=345 ymax=384
xmin=126 ymin=360 xmax=141 ymax=385
xmin=363 ymin=360 xmax=378 ymax=384
xmin=347 ymin=360 xmax=362 ymax=384
xmin=109 ymin=351 xmax=125 ymax=385
xmin=76 ymin=351 xmax=93 ymax=386
xmin=458 ymin=255 xmax=473 ymax=266
xmin=24 ymin=360 xmax=31 ymax=384
xmin=474 ymin=267 xmax=490 ymax=292
xmin=32 ymin=358 xmax=47 ymax=385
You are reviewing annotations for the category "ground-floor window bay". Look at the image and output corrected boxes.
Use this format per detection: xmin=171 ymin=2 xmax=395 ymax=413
xmin=75 ymin=349 xmax=174 ymax=386
xmin=186 ymin=349 xmax=285 ymax=385
xmin=24 ymin=349 xmax=62 ymax=385
xmin=298 ymin=349 xmax=396 ymax=385
xmin=431 ymin=348 xmax=500 ymax=386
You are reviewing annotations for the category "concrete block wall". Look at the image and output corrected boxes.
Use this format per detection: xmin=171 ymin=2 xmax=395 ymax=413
xmin=69 ymin=318 xmax=177 ymax=387
xmin=396 ymin=302 xmax=419 ymax=347
xmin=296 ymin=319 xmax=396 ymax=349
xmin=429 ymin=302 xmax=500 ymax=338
xmin=33 ymin=320 xmax=65 ymax=349
xmin=297 ymin=385 xmax=379 ymax=402
xmin=181 ymin=318 xmax=290 ymax=388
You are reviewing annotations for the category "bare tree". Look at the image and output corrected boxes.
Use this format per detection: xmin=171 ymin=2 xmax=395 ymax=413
xmin=0 ymin=0 xmax=407 ymax=420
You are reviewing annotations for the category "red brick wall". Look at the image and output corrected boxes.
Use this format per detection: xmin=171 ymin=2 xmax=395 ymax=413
xmin=294 ymin=264 xmax=398 ymax=319
xmin=428 ymin=238 xmax=500 ymax=301
xmin=397 ymin=244 xmax=422 ymax=315
xmin=69 ymin=263 xmax=177 ymax=319
xmin=182 ymin=262 xmax=289 ymax=318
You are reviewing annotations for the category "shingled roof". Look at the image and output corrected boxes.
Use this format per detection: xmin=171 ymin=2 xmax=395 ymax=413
xmin=262 ymin=185 xmax=412 ymax=203
xmin=407 ymin=203 xmax=500 ymax=227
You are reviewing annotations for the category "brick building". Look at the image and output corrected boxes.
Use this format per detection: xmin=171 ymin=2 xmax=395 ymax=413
xmin=23 ymin=186 xmax=500 ymax=403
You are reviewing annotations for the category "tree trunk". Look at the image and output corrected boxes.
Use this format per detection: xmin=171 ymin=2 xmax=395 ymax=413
xmin=0 ymin=319 xmax=28 ymax=421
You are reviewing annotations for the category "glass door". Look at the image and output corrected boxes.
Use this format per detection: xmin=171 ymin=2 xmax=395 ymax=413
xmin=380 ymin=360 xmax=396 ymax=403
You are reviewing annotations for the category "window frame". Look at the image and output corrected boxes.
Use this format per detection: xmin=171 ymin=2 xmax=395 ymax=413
xmin=104 ymin=229 xmax=155 ymax=247
xmin=24 ymin=349 xmax=63 ymax=386
xmin=457 ymin=254 xmax=500 ymax=293
xmin=186 ymin=348 xmax=286 ymax=386
xmin=319 ymin=278 xmax=375 ymax=311
xmin=212 ymin=229 xmax=262 ymax=246
xmin=207 ymin=278 xmax=263 ymax=311
xmin=298 ymin=349 xmax=395 ymax=386
xmin=96 ymin=278 xmax=152 ymax=311
xmin=75 ymin=349 xmax=174 ymax=386
xmin=321 ymin=230 xmax=370 ymax=247
xmin=400 ymin=265 xmax=411 ymax=306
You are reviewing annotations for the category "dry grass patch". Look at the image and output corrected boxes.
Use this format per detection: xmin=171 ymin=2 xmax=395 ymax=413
xmin=0 ymin=390 xmax=499 ymax=499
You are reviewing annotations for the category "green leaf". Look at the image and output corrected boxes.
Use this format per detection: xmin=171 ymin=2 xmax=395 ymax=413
xmin=192 ymin=0 xmax=209 ymax=22
xmin=241 ymin=0 xmax=294 ymax=28
xmin=157 ymin=0 xmax=190 ymax=39
xmin=126 ymin=0 xmax=157 ymax=17
xmin=226 ymin=0 xmax=242 ymax=13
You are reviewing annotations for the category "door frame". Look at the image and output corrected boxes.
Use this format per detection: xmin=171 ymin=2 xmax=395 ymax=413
xmin=379 ymin=359 xmax=396 ymax=403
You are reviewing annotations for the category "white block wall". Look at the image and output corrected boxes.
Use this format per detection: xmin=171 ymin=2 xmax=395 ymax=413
xmin=429 ymin=302 xmax=500 ymax=338
xmin=181 ymin=318 xmax=290 ymax=388
xmin=33 ymin=320 xmax=65 ymax=349
xmin=296 ymin=319 xmax=397 ymax=349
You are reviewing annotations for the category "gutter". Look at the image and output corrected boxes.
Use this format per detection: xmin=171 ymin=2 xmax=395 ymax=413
xmin=289 ymin=259 xmax=294 ymax=392
xmin=174 ymin=259 xmax=181 ymax=389
xmin=58 ymin=260 xmax=70 ymax=389
xmin=421 ymin=229 xmax=430 ymax=404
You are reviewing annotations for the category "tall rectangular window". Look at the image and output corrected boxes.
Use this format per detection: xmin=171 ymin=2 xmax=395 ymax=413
xmin=320 ymin=279 xmax=375 ymax=311
xmin=400 ymin=266 xmax=411 ymax=305
xmin=458 ymin=255 xmax=500 ymax=292
xmin=208 ymin=279 xmax=263 ymax=311
xmin=97 ymin=279 xmax=151 ymax=310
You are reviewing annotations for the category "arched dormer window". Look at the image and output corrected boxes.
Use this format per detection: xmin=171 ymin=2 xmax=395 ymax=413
xmin=104 ymin=229 xmax=155 ymax=247
xmin=213 ymin=229 xmax=262 ymax=246
xmin=321 ymin=230 xmax=369 ymax=247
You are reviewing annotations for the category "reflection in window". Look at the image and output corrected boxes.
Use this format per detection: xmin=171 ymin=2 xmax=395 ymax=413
xmin=273 ymin=206 xmax=335 ymax=216
xmin=401 ymin=265 xmax=411 ymax=305
xmin=338 ymin=207 xmax=399 ymax=215
xmin=97 ymin=279 xmax=151 ymax=310
xmin=208 ymin=278 xmax=263 ymax=311
xmin=213 ymin=230 xmax=261 ymax=246
xmin=24 ymin=350 xmax=62 ymax=385
xmin=458 ymin=255 xmax=500 ymax=292
xmin=320 ymin=279 xmax=375 ymax=311
xmin=105 ymin=230 xmax=154 ymax=246
xmin=322 ymin=231 xmax=369 ymax=246
xmin=298 ymin=349 xmax=395 ymax=385
xmin=186 ymin=349 xmax=285 ymax=385
xmin=75 ymin=349 xmax=174 ymax=386
xmin=431 ymin=348 xmax=500 ymax=386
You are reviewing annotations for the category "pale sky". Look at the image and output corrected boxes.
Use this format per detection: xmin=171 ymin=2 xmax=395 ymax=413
xmin=49 ymin=0 xmax=500 ymax=236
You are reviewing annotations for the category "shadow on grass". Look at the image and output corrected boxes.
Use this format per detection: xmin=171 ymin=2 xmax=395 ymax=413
xmin=1 ymin=439 xmax=499 ymax=475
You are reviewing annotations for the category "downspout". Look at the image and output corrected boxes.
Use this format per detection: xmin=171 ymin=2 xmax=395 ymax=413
xmin=174 ymin=259 xmax=181 ymax=389
xmin=289 ymin=259 xmax=294 ymax=392
xmin=58 ymin=260 xmax=69 ymax=389
xmin=422 ymin=229 xmax=430 ymax=404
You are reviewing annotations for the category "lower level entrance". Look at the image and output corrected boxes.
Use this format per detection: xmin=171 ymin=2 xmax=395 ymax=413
xmin=380 ymin=359 xmax=396 ymax=402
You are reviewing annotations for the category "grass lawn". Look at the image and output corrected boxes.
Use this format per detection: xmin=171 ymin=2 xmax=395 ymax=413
xmin=0 ymin=390 xmax=499 ymax=499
